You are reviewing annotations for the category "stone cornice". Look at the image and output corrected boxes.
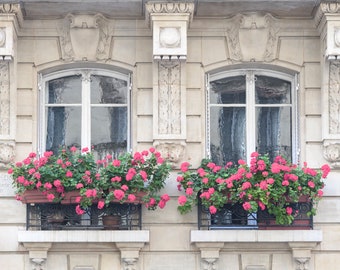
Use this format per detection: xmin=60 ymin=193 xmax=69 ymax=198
xmin=314 ymin=2 xmax=340 ymax=28
xmin=145 ymin=2 xmax=195 ymax=26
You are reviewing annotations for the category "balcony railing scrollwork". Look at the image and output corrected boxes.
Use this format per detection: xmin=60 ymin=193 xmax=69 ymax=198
xmin=26 ymin=202 xmax=142 ymax=230
xmin=198 ymin=200 xmax=313 ymax=230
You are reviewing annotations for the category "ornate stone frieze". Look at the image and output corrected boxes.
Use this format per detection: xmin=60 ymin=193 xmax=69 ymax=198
xmin=225 ymin=13 xmax=279 ymax=62
xmin=0 ymin=62 xmax=10 ymax=136
xmin=58 ymin=14 xmax=113 ymax=61
xmin=0 ymin=3 xmax=21 ymax=14
xmin=158 ymin=60 xmax=181 ymax=135
xmin=145 ymin=2 xmax=194 ymax=26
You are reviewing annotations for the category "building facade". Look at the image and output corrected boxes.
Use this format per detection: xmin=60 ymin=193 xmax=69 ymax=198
xmin=0 ymin=1 xmax=340 ymax=269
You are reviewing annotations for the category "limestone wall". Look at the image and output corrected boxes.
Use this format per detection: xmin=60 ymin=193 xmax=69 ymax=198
xmin=0 ymin=4 xmax=339 ymax=270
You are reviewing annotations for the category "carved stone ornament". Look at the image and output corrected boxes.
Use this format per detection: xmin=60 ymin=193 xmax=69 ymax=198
xmin=315 ymin=3 xmax=340 ymax=28
xmin=158 ymin=60 xmax=182 ymax=135
xmin=0 ymin=3 xmax=21 ymax=14
xmin=30 ymin=258 xmax=46 ymax=270
xmin=58 ymin=13 xmax=113 ymax=61
xmin=145 ymin=2 xmax=194 ymax=59
xmin=0 ymin=28 xmax=5 ymax=47
xmin=328 ymin=61 xmax=340 ymax=134
xmin=323 ymin=141 xmax=340 ymax=168
xmin=0 ymin=141 xmax=15 ymax=168
xmin=202 ymin=258 xmax=218 ymax=270
xmin=225 ymin=13 xmax=279 ymax=62
xmin=154 ymin=141 xmax=186 ymax=165
xmin=0 ymin=62 xmax=10 ymax=135
xmin=294 ymin=257 xmax=310 ymax=270
xmin=122 ymin=258 xmax=138 ymax=270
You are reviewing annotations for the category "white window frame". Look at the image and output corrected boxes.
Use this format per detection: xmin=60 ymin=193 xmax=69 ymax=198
xmin=38 ymin=68 xmax=131 ymax=154
xmin=206 ymin=68 xmax=299 ymax=163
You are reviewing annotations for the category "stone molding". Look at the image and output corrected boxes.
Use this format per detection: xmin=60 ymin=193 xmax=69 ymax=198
xmin=145 ymin=2 xmax=194 ymax=27
xmin=19 ymin=231 xmax=148 ymax=270
xmin=225 ymin=12 xmax=279 ymax=62
xmin=58 ymin=13 xmax=113 ymax=61
xmin=192 ymin=230 xmax=322 ymax=270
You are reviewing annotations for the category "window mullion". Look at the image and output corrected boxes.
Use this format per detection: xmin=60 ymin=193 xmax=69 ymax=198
xmin=246 ymin=71 xmax=256 ymax=163
xmin=81 ymin=71 xmax=91 ymax=150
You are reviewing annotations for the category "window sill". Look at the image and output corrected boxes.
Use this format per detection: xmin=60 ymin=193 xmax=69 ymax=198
xmin=18 ymin=230 xmax=149 ymax=244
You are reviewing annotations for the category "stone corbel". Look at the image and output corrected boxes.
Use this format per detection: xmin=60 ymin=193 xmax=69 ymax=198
xmin=289 ymin=242 xmax=318 ymax=270
xmin=195 ymin=243 xmax=224 ymax=270
xmin=116 ymin=242 xmax=145 ymax=270
xmin=22 ymin=243 xmax=52 ymax=270
xmin=145 ymin=2 xmax=194 ymax=61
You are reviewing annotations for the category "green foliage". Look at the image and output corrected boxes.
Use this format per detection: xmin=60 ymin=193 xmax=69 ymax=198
xmin=177 ymin=152 xmax=331 ymax=225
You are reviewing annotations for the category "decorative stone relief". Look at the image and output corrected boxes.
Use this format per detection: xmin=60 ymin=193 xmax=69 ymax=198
xmin=30 ymin=258 xmax=46 ymax=270
xmin=294 ymin=258 xmax=310 ymax=270
xmin=158 ymin=60 xmax=181 ymax=135
xmin=0 ymin=141 xmax=14 ymax=168
xmin=0 ymin=61 xmax=10 ymax=136
xmin=153 ymin=141 xmax=186 ymax=165
xmin=225 ymin=13 xmax=279 ymax=62
xmin=58 ymin=14 xmax=113 ymax=61
xmin=122 ymin=258 xmax=138 ymax=270
xmin=328 ymin=61 xmax=340 ymax=134
xmin=0 ymin=3 xmax=21 ymax=14
xmin=202 ymin=258 xmax=218 ymax=270
xmin=323 ymin=141 xmax=340 ymax=168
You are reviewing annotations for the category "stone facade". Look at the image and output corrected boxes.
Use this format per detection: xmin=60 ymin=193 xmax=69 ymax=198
xmin=0 ymin=1 xmax=340 ymax=270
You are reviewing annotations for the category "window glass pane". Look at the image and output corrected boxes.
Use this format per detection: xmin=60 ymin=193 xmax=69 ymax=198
xmin=91 ymin=107 xmax=127 ymax=159
xmin=90 ymin=75 xmax=127 ymax=104
xmin=210 ymin=75 xmax=246 ymax=104
xmin=256 ymin=106 xmax=292 ymax=160
xmin=47 ymin=75 xmax=81 ymax=104
xmin=210 ymin=107 xmax=246 ymax=165
xmin=255 ymin=76 xmax=291 ymax=104
xmin=46 ymin=107 xmax=81 ymax=153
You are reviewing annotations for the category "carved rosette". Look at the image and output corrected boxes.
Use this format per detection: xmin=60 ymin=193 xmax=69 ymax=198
xmin=58 ymin=13 xmax=112 ymax=61
xmin=225 ymin=13 xmax=279 ymax=62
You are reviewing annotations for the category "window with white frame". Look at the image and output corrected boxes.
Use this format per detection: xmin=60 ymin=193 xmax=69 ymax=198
xmin=39 ymin=69 xmax=130 ymax=158
xmin=208 ymin=69 xmax=298 ymax=165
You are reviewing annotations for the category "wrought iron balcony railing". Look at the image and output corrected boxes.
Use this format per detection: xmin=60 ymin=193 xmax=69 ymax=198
xmin=198 ymin=200 xmax=313 ymax=230
xmin=26 ymin=202 xmax=142 ymax=230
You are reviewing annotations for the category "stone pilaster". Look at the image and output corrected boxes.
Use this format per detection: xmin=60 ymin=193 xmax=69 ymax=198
xmin=145 ymin=2 xmax=194 ymax=166
xmin=315 ymin=2 xmax=340 ymax=168
xmin=0 ymin=3 xmax=21 ymax=169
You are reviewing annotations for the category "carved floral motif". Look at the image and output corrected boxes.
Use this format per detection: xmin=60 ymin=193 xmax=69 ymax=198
xmin=158 ymin=60 xmax=181 ymax=135
xmin=0 ymin=62 xmax=10 ymax=135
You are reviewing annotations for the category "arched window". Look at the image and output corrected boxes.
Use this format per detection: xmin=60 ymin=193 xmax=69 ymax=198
xmin=39 ymin=68 xmax=131 ymax=158
xmin=207 ymin=69 xmax=298 ymax=164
